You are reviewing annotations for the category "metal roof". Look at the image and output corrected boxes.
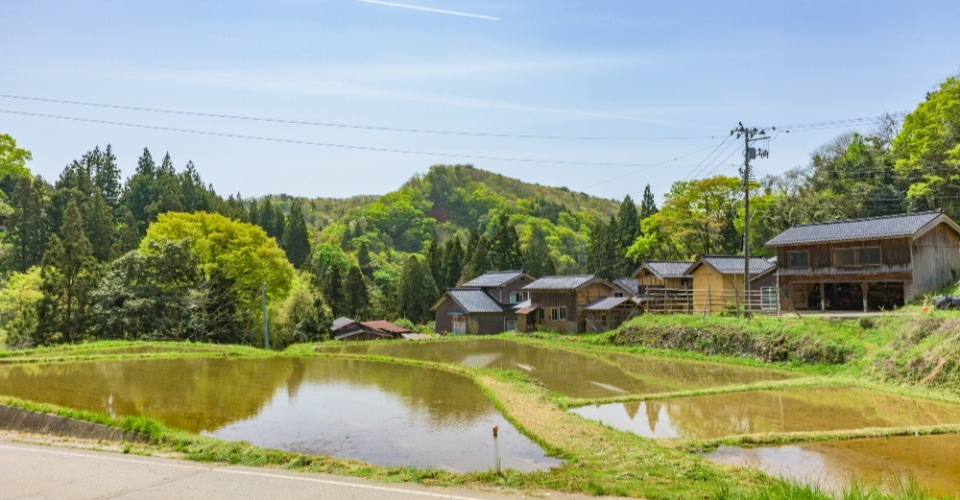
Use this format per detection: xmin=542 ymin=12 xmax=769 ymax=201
xmin=584 ymin=296 xmax=631 ymax=311
xmin=635 ymin=260 xmax=694 ymax=279
xmin=361 ymin=321 xmax=411 ymax=334
xmin=692 ymin=256 xmax=776 ymax=276
xmin=766 ymin=210 xmax=949 ymax=247
xmin=613 ymin=278 xmax=639 ymax=296
xmin=447 ymin=288 xmax=508 ymax=314
xmin=331 ymin=317 xmax=357 ymax=332
xmin=524 ymin=275 xmax=599 ymax=290
xmin=461 ymin=270 xmax=528 ymax=288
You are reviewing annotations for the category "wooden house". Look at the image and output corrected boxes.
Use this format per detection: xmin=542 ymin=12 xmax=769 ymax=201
xmin=687 ymin=256 xmax=777 ymax=314
xmin=632 ymin=260 xmax=694 ymax=313
xmin=518 ymin=275 xmax=631 ymax=333
xmin=766 ymin=210 xmax=960 ymax=312
xmin=432 ymin=270 xmax=535 ymax=334
xmin=330 ymin=318 xmax=411 ymax=341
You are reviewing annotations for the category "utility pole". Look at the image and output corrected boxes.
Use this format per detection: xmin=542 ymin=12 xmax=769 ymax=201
xmin=731 ymin=123 xmax=769 ymax=314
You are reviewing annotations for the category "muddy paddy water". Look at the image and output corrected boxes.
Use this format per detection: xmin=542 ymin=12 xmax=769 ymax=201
xmin=571 ymin=387 xmax=960 ymax=440
xmin=330 ymin=339 xmax=794 ymax=398
xmin=705 ymin=435 xmax=960 ymax=497
xmin=0 ymin=357 xmax=558 ymax=472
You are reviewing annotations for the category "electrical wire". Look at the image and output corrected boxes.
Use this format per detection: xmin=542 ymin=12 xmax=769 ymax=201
xmin=0 ymin=108 xmax=711 ymax=169
xmin=0 ymin=93 xmax=719 ymax=142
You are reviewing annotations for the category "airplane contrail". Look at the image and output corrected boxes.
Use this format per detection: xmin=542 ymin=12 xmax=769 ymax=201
xmin=354 ymin=0 xmax=501 ymax=21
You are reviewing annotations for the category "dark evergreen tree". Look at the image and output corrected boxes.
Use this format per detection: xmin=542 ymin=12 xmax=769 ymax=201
xmin=614 ymin=195 xmax=640 ymax=276
xmin=356 ymin=240 xmax=373 ymax=277
xmin=425 ymin=235 xmax=443 ymax=286
xmin=281 ymin=200 xmax=310 ymax=269
xmin=7 ymin=176 xmax=48 ymax=271
xmin=587 ymin=217 xmax=618 ymax=280
xmin=488 ymin=213 xmax=522 ymax=271
xmin=247 ymin=199 xmax=261 ymax=228
xmin=123 ymin=148 xmax=158 ymax=233
xmin=462 ymin=228 xmax=480 ymax=268
xmin=273 ymin=205 xmax=287 ymax=241
xmin=93 ymin=145 xmax=122 ymax=209
xmin=461 ymin=235 xmax=491 ymax=282
xmin=640 ymin=184 xmax=658 ymax=221
xmin=259 ymin=199 xmax=278 ymax=239
xmin=321 ymin=264 xmax=346 ymax=317
xmin=522 ymin=224 xmax=551 ymax=277
xmin=293 ymin=294 xmax=333 ymax=342
xmin=398 ymin=255 xmax=438 ymax=324
xmin=344 ymin=266 xmax=370 ymax=319
xmin=440 ymin=237 xmax=464 ymax=289
xmin=35 ymin=200 xmax=99 ymax=344
xmin=147 ymin=167 xmax=184 ymax=220
xmin=113 ymin=209 xmax=141 ymax=256
xmin=83 ymin=193 xmax=115 ymax=262
xmin=178 ymin=161 xmax=211 ymax=213
xmin=188 ymin=270 xmax=244 ymax=344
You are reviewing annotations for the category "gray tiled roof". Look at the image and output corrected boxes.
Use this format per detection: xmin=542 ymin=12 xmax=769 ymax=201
xmin=766 ymin=211 xmax=945 ymax=246
xmin=696 ymin=256 xmax=776 ymax=276
xmin=637 ymin=260 xmax=694 ymax=279
xmin=448 ymin=288 xmax=508 ymax=314
xmin=524 ymin=275 xmax=597 ymax=290
xmin=331 ymin=317 xmax=357 ymax=332
xmin=585 ymin=296 xmax=631 ymax=311
xmin=613 ymin=278 xmax=639 ymax=295
xmin=462 ymin=270 xmax=527 ymax=288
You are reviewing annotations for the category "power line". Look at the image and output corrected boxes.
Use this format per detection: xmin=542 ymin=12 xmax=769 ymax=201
xmin=0 ymin=108 xmax=712 ymax=169
xmin=0 ymin=93 xmax=719 ymax=142
xmin=681 ymin=135 xmax=738 ymax=182
xmin=582 ymin=142 xmax=723 ymax=190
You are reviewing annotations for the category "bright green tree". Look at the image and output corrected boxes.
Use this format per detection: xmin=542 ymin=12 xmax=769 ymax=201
xmin=140 ymin=211 xmax=295 ymax=328
xmin=0 ymin=133 xmax=32 ymax=188
xmin=0 ymin=267 xmax=42 ymax=348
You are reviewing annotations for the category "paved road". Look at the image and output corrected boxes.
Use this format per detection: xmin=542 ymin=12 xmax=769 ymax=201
xmin=0 ymin=439 xmax=596 ymax=500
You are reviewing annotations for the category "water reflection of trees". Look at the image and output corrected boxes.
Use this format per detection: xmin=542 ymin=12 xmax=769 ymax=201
xmin=605 ymin=353 xmax=791 ymax=391
xmin=0 ymin=357 xmax=497 ymax=432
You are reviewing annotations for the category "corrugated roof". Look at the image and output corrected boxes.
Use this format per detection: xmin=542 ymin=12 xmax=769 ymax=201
xmin=636 ymin=260 xmax=694 ymax=279
xmin=448 ymin=288 xmax=508 ymax=314
xmin=694 ymin=256 xmax=776 ymax=276
xmin=613 ymin=278 xmax=639 ymax=296
xmin=331 ymin=317 xmax=357 ymax=332
xmin=524 ymin=275 xmax=597 ymax=290
xmin=585 ymin=296 xmax=631 ymax=311
xmin=361 ymin=321 xmax=411 ymax=334
xmin=766 ymin=211 xmax=947 ymax=246
xmin=462 ymin=270 xmax=527 ymax=288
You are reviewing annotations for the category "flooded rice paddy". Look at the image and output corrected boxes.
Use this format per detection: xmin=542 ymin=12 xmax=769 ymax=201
xmin=0 ymin=357 xmax=559 ymax=472
xmin=705 ymin=435 xmax=960 ymax=497
xmin=570 ymin=386 xmax=960 ymax=440
xmin=329 ymin=339 xmax=794 ymax=398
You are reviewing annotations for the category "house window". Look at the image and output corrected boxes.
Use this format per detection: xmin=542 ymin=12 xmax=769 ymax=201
xmin=787 ymin=251 xmax=809 ymax=269
xmin=760 ymin=287 xmax=777 ymax=311
xmin=614 ymin=292 xmax=624 ymax=298
xmin=558 ymin=306 xmax=567 ymax=321
xmin=505 ymin=319 xmax=518 ymax=331
xmin=550 ymin=308 xmax=559 ymax=322
xmin=833 ymin=247 xmax=882 ymax=267
xmin=509 ymin=292 xmax=523 ymax=304
xmin=538 ymin=308 xmax=545 ymax=320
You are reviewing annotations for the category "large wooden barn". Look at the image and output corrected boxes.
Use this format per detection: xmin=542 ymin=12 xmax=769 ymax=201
xmin=766 ymin=210 xmax=960 ymax=312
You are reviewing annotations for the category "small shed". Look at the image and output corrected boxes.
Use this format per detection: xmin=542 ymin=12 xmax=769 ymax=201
xmin=330 ymin=318 xmax=411 ymax=341
xmin=583 ymin=296 xmax=642 ymax=332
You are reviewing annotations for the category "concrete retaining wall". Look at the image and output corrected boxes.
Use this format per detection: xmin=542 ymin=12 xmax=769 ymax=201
xmin=0 ymin=405 xmax=147 ymax=442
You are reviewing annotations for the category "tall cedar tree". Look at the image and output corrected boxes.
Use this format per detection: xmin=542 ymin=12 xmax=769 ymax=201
xmin=522 ymin=224 xmax=553 ymax=277
xmin=614 ymin=195 xmax=640 ymax=276
xmin=36 ymin=200 xmax=99 ymax=344
xmin=8 ymin=176 xmax=48 ymax=271
xmin=84 ymin=193 xmax=115 ymax=262
xmin=344 ymin=266 xmax=370 ymax=319
xmin=282 ymin=200 xmax=311 ymax=269
xmin=356 ymin=240 xmax=373 ymax=277
xmin=425 ymin=235 xmax=443 ymax=286
xmin=462 ymin=228 xmax=479 ymax=268
xmin=587 ymin=216 xmax=619 ymax=280
xmin=113 ymin=209 xmax=141 ymax=256
xmin=123 ymin=148 xmax=157 ymax=233
xmin=322 ymin=265 xmax=346 ymax=317
xmin=640 ymin=184 xmax=658 ymax=221
xmin=398 ymin=255 xmax=439 ymax=324
xmin=461 ymin=235 xmax=491 ymax=282
xmin=92 ymin=145 xmax=122 ymax=208
xmin=440 ymin=237 xmax=464 ymax=289
xmin=488 ymin=213 xmax=522 ymax=271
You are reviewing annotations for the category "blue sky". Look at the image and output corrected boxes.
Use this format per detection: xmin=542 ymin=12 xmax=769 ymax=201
xmin=2 ymin=0 xmax=958 ymax=202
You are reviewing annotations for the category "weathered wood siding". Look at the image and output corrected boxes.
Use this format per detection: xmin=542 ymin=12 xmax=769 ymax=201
xmin=496 ymin=276 xmax=535 ymax=304
xmin=467 ymin=313 xmax=509 ymax=335
xmin=530 ymin=282 xmax=614 ymax=333
xmin=912 ymin=223 xmax=960 ymax=296
xmin=776 ymin=238 xmax=912 ymax=274
xmin=433 ymin=296 xmax=464 ymax=334
xmin=691 ymin=266 xmax=736 ymax=313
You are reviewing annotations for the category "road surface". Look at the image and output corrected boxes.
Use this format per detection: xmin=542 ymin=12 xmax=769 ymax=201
xmin=0 ymin=438 xmax=595 ymax=499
